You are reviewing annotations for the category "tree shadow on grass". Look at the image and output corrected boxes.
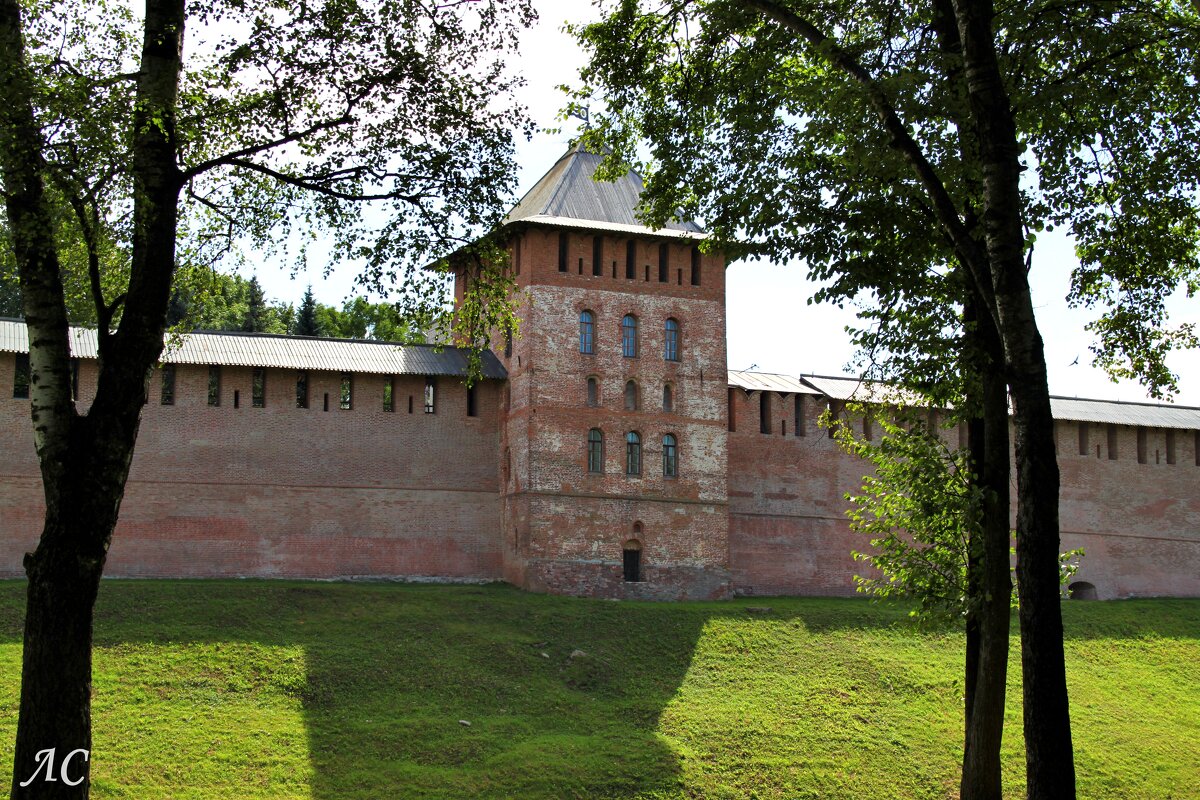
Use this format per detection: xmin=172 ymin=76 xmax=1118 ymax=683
xmin=0 ymin=580 xmax=717 ymax=799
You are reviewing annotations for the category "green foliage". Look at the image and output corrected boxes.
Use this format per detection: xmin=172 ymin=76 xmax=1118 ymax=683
xmin=0 ymin=581 xmax=1195 ymax=799
xmin=833 ymin=405 xmax=983 ymax=625
xmin=568 ymin=0 xmax=1200 ymax=396
xmin=8 ymin=0 xmax=534 ymax=371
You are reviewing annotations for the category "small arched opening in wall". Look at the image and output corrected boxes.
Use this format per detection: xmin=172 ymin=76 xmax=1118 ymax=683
xmin=623 ymin=530 xmax=644 ymax=583
xmin=1068 ymin=581 xmax=1098 ymax=600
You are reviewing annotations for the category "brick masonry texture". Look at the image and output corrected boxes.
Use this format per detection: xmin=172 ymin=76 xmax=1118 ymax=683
xmin=1 ymin=222 xmax=1198 ymax=600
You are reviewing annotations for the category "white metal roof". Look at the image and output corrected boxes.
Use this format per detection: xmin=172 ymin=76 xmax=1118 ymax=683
xmin=727 ymin=370 xmax=821 ymax=395
xmin=1048 ymin=396 xmax=1200 ymax=431
xmin=728 ymin=368 xmax=1200 ymax=431
xmin=0 ymin=319 xmax=507 ymax=380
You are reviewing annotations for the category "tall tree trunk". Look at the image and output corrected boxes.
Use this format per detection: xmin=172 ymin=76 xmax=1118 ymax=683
xmin=951 ymin=0 xmax=1075 ymax=796
xmin=2 ymin=0 xmax=186 ymax=795
xmin=961 ymin=293 xmax=1011 ymax=800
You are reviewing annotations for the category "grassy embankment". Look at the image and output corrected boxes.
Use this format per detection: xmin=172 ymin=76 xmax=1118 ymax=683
xmin=0 ymin=581 xmax=1195 ymax=799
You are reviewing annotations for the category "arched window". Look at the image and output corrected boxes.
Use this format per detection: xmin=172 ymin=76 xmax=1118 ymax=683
xmin=664 ymin=318 xmax=680 ymax=361
xmin=663 ymin=434 xmax=678 ymax=478
xmin=624 ymin=380 xmax=638 ymax=411
xmin=587 ymin=377 xmax=599 ymax=407
xmin=663 ymin=383 xmax=674 ymax=412
xmin=621 ymin=314 xmax=638 ymax=358
xmin=625 ymin=431 xmax=642 ymax=475
xmin=587 ymin=428 xmax=604 ymax=473
xmin=579 ymin=310 xmax=595 ymax=354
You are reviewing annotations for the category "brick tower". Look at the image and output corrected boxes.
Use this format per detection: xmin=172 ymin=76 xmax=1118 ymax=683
xmin=486 ymin=145 xmax=731 ymax=599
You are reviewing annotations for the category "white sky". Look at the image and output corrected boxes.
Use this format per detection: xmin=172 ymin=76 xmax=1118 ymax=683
xmin=254 ymin=0 xmax=1199 ymax=406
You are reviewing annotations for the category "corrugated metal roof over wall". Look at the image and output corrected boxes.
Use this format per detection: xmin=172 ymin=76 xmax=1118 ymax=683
xmin=0 ymin=319 xmax=507 ymax=380
xmin=728 ymin=368 xmax=1200 ymax=431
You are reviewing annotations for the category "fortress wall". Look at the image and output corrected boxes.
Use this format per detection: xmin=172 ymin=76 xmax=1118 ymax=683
xmin=0 ymin=355 xmax=504 ymax=580
xmin=727 ymin=388 xmax=1200 ymax=599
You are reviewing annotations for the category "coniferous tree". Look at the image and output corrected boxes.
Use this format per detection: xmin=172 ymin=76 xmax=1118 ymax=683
xmin=293 ymin=286 xmax=321 ymax=336
xmin=242 ymin=275 xmax=266 ymax=332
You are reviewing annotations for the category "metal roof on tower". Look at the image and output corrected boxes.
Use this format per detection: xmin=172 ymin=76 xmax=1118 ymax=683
xmin=505 ymin=144 xmax=707 ymax=240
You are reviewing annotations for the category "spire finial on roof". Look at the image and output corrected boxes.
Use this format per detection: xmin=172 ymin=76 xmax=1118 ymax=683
xmin=568 ymin=104 xmax=591 ymax=130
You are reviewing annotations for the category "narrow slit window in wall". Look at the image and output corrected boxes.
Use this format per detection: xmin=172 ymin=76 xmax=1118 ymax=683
xmin=1078 ymin=421 xmax=1089 ymax=455
xmin=578 ymin=257 xmax=583 ymax=275
xmin=12 ymin=354 xmax=29 ymax=399
xmin=160 ymin=364 xmax=175 ymax=405
xmin=795 ymin=395 xmax=805 ymax=436
xmin=234 ymin=390 xmax=240 ymax=409
xmin=691 ymin=246 xmax=701 ymax=286
xmin=593 ymin=235 xmax=604 ymax=276
xmin=658 ymin=243 xmax=669 ymax=282
xmin=1108 ymin=424 xmax=1119 ymax=460
xmin=624 ymin=380 xmax=638 ymax=411
xmin=760 ymin=392 xmax=772 ymax=435
xmin=323 ymin=393 xmax=329 ymax=412
xmin=626 ymin=240 xmax=637 ymax=279
xmin=587 ymin=377 xmax=598 ymax=407
xmin=1137 ymin=427 xmax=1148 ymax=464
xmin=208 ymin=365 xmax=221 ymax=406
xmin=663 ymin=383 xmax=673 ymax=413
xmin=252 ymin=368 xmax=266 ymax=408
xmin=612 ymin=261 xmax=617 ymax=279
xmin=467 ymin=384 xmax=478 ymax=417
xmin=424 ymin=376 xmax=436 ymax=413
xmin=383 ymin=376 xmax=394 ymax=412
xmin=558 ymin=231 xmax=569 ymax=272
xmin=1166 ymin=429 xmax=1176 ymax=464
xmin=408 ymin=395 xmax=414 ymax=414
xmin=296 ymin=371 xmax=309 ymax=409
xmin=340 ymin=373 xmax=353 ymax=410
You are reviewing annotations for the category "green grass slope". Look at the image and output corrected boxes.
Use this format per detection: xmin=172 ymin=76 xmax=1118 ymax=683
xmin=0 ymin=581 xmax=1195 ymax=799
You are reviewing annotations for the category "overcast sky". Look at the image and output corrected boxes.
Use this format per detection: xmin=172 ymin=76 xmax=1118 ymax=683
xmin=254 ymin=0 xmax=1199 ymax=406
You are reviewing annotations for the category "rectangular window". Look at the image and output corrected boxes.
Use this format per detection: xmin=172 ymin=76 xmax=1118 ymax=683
xmin=296 ymin=371 xmax=309 ymax=409
xmin=339 ymin=373 xmax=352 ymax=410
xmin=252 ymin=367 xmax=266 ymax=408
xmin=234 ymin=389 xmax=240 ymax=409
xmin=160 ymin=364 xmax=175 ymax=405
xmin=408 ymin=395 xmax=414 ymax=414
xmin=1078 ymin=421 xmax=1089 ymax=456
xmin=795 ymin=395 xmax=805 ymax=436
xmin=467 ymin=384 xmax=477 ymax=417
xmin=626 ymin=239 xmax=636 ymax=279
xmin=383 ymin=376 xmax=394 ymax=412
xmin=424 ymin=376 xmax=436 ymax=413
xmin=658 ymin=242 xmax=669 ymax=282
xmin=1166 ymin=429 xmax=1176 ymax=464
xmin=207 ymin=365 xmax=221 ymax=407
xmin=592 ymin=235 xmax=603 ymax=276
xmin=1137 ymin=427 xmax=1148 ymax=464
xmin=760 ymin=392 xmax=772 ymax=435
xmin=13 ymin=353 xmax=30 ymax=399
xmin=558 ymin=231 xmax=569 ymax=272
xmin=1107 ymin=424 xmax=1119 ymax=460
xmin=691 ymin=246 xmax=701 ymax=286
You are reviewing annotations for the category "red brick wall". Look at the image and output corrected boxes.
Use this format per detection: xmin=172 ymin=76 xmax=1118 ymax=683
xmin=728 ymin=388 xmax=1200 ymax=599
xmin=495 ymin=227 xmax=731 ymax=599
xmin=0 ymin=354 xmax=504 ymax=580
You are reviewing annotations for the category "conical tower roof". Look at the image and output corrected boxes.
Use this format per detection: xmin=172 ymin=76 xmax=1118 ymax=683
xmin=506 ymin=143 xmax=705 ymax=239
